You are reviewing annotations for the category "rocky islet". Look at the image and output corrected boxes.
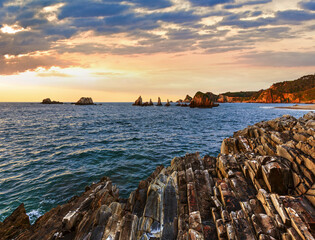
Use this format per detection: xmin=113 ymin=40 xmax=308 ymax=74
xmin=1 ymin=112 xmax=315 ymax=239
xmin=75 ymin=97 xmax=95 ymax=105
xmin=41 ymin=98 xmax=63 ymax=104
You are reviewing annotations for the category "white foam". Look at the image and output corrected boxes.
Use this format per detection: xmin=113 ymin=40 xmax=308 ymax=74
xmin=27 ymin=209 xmax=43 ymax=222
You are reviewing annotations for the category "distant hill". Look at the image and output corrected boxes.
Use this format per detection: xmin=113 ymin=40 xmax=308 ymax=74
xmin=218 ymin=74 xmax=315 ymax=103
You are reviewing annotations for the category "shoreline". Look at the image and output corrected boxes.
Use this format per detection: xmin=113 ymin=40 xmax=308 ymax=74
xmin=275 ymin=104 xmax=315 ymax=110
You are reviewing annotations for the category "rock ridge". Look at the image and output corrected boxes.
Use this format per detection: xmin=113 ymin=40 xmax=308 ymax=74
xmin=1 ymin=112 xmax=315 ymax=239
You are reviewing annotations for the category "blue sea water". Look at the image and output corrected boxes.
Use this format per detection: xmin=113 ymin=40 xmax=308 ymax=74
xmin=0 ymin=102 xmax=312 ymax=222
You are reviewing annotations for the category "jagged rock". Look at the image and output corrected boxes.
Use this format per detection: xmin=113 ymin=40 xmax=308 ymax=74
xmin=190 ymin=91 xmax=219 ymax=108
xmin=133 ymin=96 xmax=142 ymax=106
xmin=2 ymin=114 xmax=315 ymax=240
xmin=184 ymin=95 xmax=192 ymax=103
xmin=157 ymin=97 xmax=162 ymax=106
xmin=75 ymin=97 xmax=94 ymax=105
xmin=0 ymin=204 xmax=30 ymax=239
xmin=149 ymin=99 xmax=153 ymax=106
xmin=165 ymin=99 xmax=170 ymax=107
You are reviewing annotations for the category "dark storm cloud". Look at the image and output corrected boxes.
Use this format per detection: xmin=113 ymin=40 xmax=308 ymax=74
xmin=299 ymin=0 xmax=315 ymax=11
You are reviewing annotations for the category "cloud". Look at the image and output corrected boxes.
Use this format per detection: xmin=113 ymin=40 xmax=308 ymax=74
xmin=224 ymin=0 xmax=272 ymax=9
xmin=132 ymin=0 xmax=173 ymax=9
xmin=240 ymin=51 xmax=315 ymax=67
xmin=36 ymin=71 xmax=72 ymax=77
xmin=0 ymin=0 xmax=314 ymax=75
xmin=276 ymin=10 xmax=315 ymax=21
xmin=299 ymin=1 xmax=315 ymax=11
xmin=58 ymin=2 xmax=128 ymax=19
xmin=189 ymin=0 xmax=233 ymax=7
xmin=0 ymin=54 xmax=75 ymax=75
xmin=219 ymin=9 xmax=315 ymax=29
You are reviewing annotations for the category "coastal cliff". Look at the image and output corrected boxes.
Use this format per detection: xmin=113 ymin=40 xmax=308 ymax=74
xmin=1 ymin=112 xmax=315 ymax=240
xmin=219 ymin=74 xmax=315 ymax=103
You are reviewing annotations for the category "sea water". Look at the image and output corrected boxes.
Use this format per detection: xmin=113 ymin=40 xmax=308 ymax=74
xmin=0 ymin=102 xmax=310 ymax=222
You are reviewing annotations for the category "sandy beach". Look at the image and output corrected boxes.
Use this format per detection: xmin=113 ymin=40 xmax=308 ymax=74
xmin=276 ymin=104 xmax=315 ymax=110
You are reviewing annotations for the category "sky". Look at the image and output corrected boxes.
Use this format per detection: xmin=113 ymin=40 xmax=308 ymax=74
xmin=0 ymin=0 xmax=314 ymax=102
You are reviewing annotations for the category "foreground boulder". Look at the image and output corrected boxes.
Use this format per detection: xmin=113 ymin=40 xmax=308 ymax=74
xmin=41 ymin=98 xmax=63 ymax=104
xmin=75 ymin=97 xmax=94 ymax=105
xmin=2 ymin=113 xmax=315 ymax=239
xmin=190 ymin=91 xmax=219 ymax=108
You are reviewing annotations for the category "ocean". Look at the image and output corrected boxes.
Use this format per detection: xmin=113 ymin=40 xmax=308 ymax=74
xmin=0 ymin=102 xmax=311 ymax=223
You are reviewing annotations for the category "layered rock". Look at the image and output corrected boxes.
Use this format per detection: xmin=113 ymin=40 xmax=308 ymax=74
xmin=0 ymin=204 xmax=30 ymax=239
xmin=190 ymin=91 xmax=219 ymax=108
xmin=41 ymin=98 xmax=63 ymax=104
xmin=75 ymin=97 xmax=94 ymax=105
xmin=2 ymin=113 xmax=315 ymax=240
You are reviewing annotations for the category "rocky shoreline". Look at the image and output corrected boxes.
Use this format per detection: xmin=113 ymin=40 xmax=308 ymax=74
xmin=1 ymin=112 xmax=314 ymax=240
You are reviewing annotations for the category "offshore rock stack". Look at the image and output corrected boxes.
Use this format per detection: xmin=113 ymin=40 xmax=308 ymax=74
xmin=1 ymin=113 xmax=315 ymax=239
xmin=75 ymin=97 xmax=95 ymax=105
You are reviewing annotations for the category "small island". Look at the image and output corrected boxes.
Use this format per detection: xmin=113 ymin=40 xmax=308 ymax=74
xmin=75 ymin=97 xmax=95 ymax=105
xmin=41 ymin=98 xmax=63 ymax=104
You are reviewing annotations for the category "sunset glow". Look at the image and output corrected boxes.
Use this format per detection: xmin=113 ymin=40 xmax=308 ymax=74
xmin=0 ymin=0 xmax=314 ymax=102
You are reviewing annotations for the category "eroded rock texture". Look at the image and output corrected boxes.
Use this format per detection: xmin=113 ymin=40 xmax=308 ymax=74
xmin=1 ymin=113 xmax=315 ymax=240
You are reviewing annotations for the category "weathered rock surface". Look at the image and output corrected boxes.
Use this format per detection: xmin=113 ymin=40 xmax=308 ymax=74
xmin=2 ymin=113 xmax=315 ymax=240
xmin=75 ymin=97 xmax=94 ymax=105
xmin=190 ymin=91 xmax=219 ymax=108
xmin=0 ymin=204 xmax=30 ymax=239
xmin=41 ymin=98 xmax=63 ymax=104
